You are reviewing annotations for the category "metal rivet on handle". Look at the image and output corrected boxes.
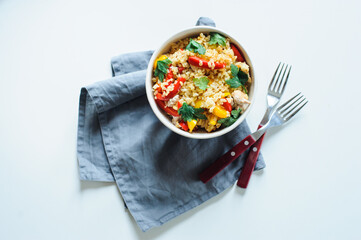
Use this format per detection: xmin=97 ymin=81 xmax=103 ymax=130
xmin=253 ymin=147 xmax=257 ymax=152
xmin=231 ymin=151 xmax=235 ymax=156
xmin=244 ymin=141 xmax=249 ymax=146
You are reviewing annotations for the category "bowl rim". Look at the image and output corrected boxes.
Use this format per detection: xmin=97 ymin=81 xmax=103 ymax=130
xmin=145 ymin=26 xmax=256 ymax=139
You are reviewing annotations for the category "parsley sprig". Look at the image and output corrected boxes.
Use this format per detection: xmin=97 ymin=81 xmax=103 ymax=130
xmin=193 ymin=77 xmax=209 ymax=90
xmin=178 ymin=103 xmax=207 ymax=122
xmin=209 ymin=33 xmax=226 ymax=47
xmin=154 ymin=58 xmax=172 ymax=82
xmin=218 ymin=109 xmax=242 ymax=127
xmin=186 ymin=39 xmax=206 ymax=55
xmin=225 ymin=64 xmax=248 ymax=89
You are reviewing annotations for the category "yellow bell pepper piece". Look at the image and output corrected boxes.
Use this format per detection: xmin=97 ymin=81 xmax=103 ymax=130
xmin=195 ymin=100 xmax=203 ymax=108
xmin=208 ymin=114 xmax=218 ymax=125
xmin=153 ymin=55 xmax=168 ymax=69
xmin=187 ymin=120 xmax=197 ymax=133
xmin=213 ymin=105 xmax=228 ymax=119
xmin=222 ymin=92 xmax=230 ymax=97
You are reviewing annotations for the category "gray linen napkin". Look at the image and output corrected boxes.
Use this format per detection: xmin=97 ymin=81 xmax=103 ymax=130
xmin=77 ymin=17 xmax=265 ymax=232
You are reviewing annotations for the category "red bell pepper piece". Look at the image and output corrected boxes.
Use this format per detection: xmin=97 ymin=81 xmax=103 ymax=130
xmin=188 ymin=56 xmax=226 ymax=69
xmin=156 ymin=93 xmax=165 ymax=101
xmin=155 ymin=99 xmax=179 ymax=117
xmin=178 ymin=66 xmax=185 ymax=74
xmin=157 ymin=79 xmax=172 ymax=93
xmin=166 ymin=66 xmax=174 ymax=80
xmin=230 ymin=43 xmax=245 ymax=62
xmin=178 ymin=77 xmax=186 ymax=83
xmin=156 ymin=77 xmax=186 ymax=101
xmin=179 ymin=121 xmax=189 ymax=131
xmin=222 ymin=98 xmax=232 ymax=112
xmin=177 ymin=101 xmax=183 ymax=109
xmin=157 ymin=65 xmax=173 ymax=93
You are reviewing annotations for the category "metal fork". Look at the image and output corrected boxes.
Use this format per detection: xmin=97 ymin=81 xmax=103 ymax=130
xmin=199 ymin=93 xmax=308 ymax=184
xmin=237 ymin=63 xmax=291 ymax=187
xmin=260 ymin=63 xmax=291 ymax=126
xmin=242 ymin=93 xmax=308 ymax=143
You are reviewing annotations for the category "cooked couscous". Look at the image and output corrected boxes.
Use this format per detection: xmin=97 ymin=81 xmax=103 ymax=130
xmin=152 ymin=33 xmax=251 ymax=133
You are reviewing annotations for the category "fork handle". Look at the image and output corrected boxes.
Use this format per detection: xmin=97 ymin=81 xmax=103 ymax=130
xmin=199 ymin=135 xmax=256 ymax=183
xmin=237 ymin=125 xmax=265 ymax=188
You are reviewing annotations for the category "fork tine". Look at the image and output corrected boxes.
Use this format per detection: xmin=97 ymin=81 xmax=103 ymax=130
xmin=284 ymin=100 xmax=308 ymax=121
xmin=282 ymin=97 xmax=306 ymax=118
xmin=277 ymin=92 xmax=301 ymax=113
xmin=279 ymin=94 xmax=303 ymax=115
xmin=275 ymin=64 xmax=288 ymax=93
xmin=268 ymin=62 xmax=281 ymax=90
xmin=277 ymin=65 xmax=292 ymax=94
xmin=269 ymin=62 xmax=284 ymax=91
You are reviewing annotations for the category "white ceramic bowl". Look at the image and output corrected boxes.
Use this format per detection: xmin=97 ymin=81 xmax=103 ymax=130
xmin=146 ymin=26 xmax=256 ymax=139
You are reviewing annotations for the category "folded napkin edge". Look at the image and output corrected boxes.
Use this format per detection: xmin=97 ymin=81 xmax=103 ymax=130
xmin=124 ymin=177 xmax=234 ymax=232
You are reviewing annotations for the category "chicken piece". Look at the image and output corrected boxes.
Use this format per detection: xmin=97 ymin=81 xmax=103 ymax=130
xmin=235 ymin=62 xmax=250 ymax=74
xmin=166 ymin=95 xmax=180 ymax=108
xmin=172 ymin=116 xmax=180 ymax=126
xmin=232 ymin=90 xmax=251 ymax=111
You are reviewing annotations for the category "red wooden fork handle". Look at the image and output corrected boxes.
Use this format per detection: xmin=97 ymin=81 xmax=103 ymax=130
xmin=237 ymin=125 xmax=265 ymax=188
xmin=199 ymin=135 xmax=256 ymax=184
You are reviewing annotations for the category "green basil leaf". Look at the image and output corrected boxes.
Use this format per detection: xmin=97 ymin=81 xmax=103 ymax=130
xmin=237 ymin=70 xmax=248 ymax=85
xmin=178 ymin=103 xmax=207 ymax=121
xmin=156 ymin=70 xmax=165 ymax=82
xmin=209 ymin=33 xmax=226 ymax=47
xmin=154 ymin=68 xmax=160 ymax=77
xmin=218 ymin=117 xmax=237 ymax=127
xmin=230 ymin=64 xmax=239 ymax=77
xmin=157 ymin=62 xmax=167 ymax=73
xmin=231 ymin=109 xmax=242 ymax=119
xmin=193 ymin=108 xmax=207 ymax=120
xmin=225 ymin=77 xmax=241 ymax=88
xmin=219 ymin=108 xmax=243 ymax=127
xmin=185 ymin=39 xmax=206 ymax=55
xmin=193 ymin=77 xmax=209 ymax=90
xmin=163 ymin=58 xmax=171 ymax=64
xmin=154 ymin=58 xmax=172 ymax=82
xmin=178 ymin=103 xmax=194 ymax=122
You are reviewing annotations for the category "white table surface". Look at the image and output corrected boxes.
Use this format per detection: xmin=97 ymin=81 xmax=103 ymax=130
xmin=1 ymin=0 xmax=361 ymax=239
